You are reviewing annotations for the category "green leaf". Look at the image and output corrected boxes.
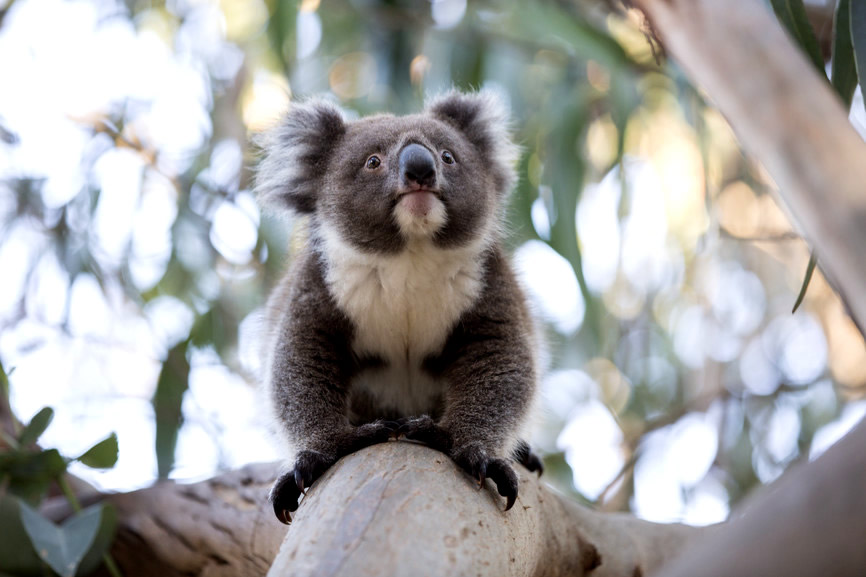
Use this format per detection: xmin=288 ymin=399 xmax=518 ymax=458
xmin=0 ymin=449 xmax=68 ymax=504
xmin=18 ymin=407 xmax=54 ymax=446
xmin=0 ymin=494 xmax=44 ymax=575
xmin=19 ymin=502 xmax=103 ymax=577
xmin=75 ymin=504 xmax=117 ymax=576
xmin=852 ymin=0 xmax=866 ymax=113
xmin=0 ymin=358 xmax=9 ymax=401
xmin=771 ymin=0 xmax=826 ymax=74
xmin=76 ymin=433 xmax=118 ymax=469
xmin=832 ymin=0 xmax=858 ymax=109
xmin=153 ymin=340 xmax=190 ymax=478
xmin=792 ymin=253 xmax=818 ymax=313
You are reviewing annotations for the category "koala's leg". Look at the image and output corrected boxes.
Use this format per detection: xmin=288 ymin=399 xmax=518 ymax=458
xmin=401 ymin=252 xmax=537 ymax=511
xmin=267 ymin=257 xmax=395 ymax=524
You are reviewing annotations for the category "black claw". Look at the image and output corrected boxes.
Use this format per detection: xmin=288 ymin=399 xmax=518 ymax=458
xmin=504 ymin=494 xmax=516 ymax=511
xmin=486 ymin=458 xmax=519 ymax=511
xmin=514 ymin=440 xmax=544 ymax=477
xmin=270 ymin=450 xmax=334 ymax=524
xmin=275 ymin=507 xmax=292 ymax=525
xmin=527 ymin=454 xmax=544 ymax=477
xmin=453 ymin=446 xmax=519 ymax=511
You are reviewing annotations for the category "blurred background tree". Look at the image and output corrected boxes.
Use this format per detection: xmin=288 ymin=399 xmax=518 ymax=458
xmin=1 ymin=0 xmax=864 ymax=535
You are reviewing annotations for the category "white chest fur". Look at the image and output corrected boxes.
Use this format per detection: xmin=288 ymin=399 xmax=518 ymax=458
xmin=319 ymin=223 xmax=486 ymax=414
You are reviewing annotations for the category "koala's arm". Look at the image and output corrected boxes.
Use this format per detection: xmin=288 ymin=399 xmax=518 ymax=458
xmin=409 ymin=248 xmax=537 ymax=509
xmin=268 ymin=251 xmax=393 ymax=523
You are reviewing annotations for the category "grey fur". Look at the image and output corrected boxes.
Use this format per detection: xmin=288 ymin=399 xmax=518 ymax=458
xmin=257 ymin=90 xmax=539 ymax=521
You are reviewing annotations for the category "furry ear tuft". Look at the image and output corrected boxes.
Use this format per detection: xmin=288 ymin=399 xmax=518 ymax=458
xmin=255 ymin=99 xmax=346 ymax=213
xmin=426 ymin=90 xmax=520 ymax=195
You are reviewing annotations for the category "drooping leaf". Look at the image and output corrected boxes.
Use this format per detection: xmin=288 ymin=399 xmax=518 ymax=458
xmin=18 ymin=407 xmax=54 ymax=447
xmin=76 ymin=433 xmax=118 ymax=469
xmin=770 ymin=0 xmax=826 ymax=74
xmin=852 ymin=0 xmax=866 ymax=113
xmin=0 ymin=449 xmax=68 ymax=504
xmin=832 ymin=0 xmax=858 ymax=109
xmin=792 ymin=253 xmax=818 ymax=313
xmin=0 ymin=494 xmax=44 ymax=575
xmin=18 ymin=502 xmax=102 ymax=577
xmin=153 ymin=339 xmax=190 ymax=478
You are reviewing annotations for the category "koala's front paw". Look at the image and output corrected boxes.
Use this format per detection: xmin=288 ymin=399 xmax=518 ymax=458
xmin=395 ymin=415 xmax=453 ymax=453
xmin=452 ymin=444 xmax=519 ymax=511
xmin=270 ymin=450 xmax=335 ymax=524
xmin=348 ymin=420 xmax=399 ymax=452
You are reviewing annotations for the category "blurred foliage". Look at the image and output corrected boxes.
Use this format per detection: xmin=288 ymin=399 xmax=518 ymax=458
xmin=0 ymin=0 xmax=865 ymax=527
xmin=0 ymin=363 xmax=121 ymax=576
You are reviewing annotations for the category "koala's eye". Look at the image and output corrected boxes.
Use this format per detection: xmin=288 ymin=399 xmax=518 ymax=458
xmin=366 ymin=155 xmax=381 ymax=170
xmin=441 ymin=150 xmax=455 ymax=165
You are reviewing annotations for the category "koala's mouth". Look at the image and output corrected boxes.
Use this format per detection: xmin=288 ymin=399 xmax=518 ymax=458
xmin=397 ymin=187 xmax=441 ymax=199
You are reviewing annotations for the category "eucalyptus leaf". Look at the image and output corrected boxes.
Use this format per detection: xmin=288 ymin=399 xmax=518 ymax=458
xmin=75 ymin=503 xmax=118 ymax=576
xmin=832 ymin=0 xmax=857 ymax=108
xmin=153 ymin=340 xmax=190 ymax=478
xmin=0 ymin=358 xmax=9 ymax=400
xmin=0 ymin=494 xmax=43 ymax=575
xmin=76 ymin=433 xmax=118 ymax=469
xmin=18 ymin=502 xmax=103 ymax=577
xmin=792 ymin=253 xmax=817 ymax=313
xmin=0 ymin=449 xmax=68 ymax=504
xmin=18 ymin=407 xmax=54 ymax=446
xmin=851 ymin=0 xmax=866 ymax=113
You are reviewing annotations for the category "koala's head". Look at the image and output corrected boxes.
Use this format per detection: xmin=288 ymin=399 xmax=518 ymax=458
xmin=256 ymin=90 xmax=519 ymax=254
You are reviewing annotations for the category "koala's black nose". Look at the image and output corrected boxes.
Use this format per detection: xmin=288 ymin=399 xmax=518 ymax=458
xmin=399 ymin=143 xmax=436 ymax=188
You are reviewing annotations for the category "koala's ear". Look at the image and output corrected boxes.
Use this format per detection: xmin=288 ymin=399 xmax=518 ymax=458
xmin=426 ymin=90 xmax=520 ymax=194
xmin=255 ymin=99 xmax=346 ymax=213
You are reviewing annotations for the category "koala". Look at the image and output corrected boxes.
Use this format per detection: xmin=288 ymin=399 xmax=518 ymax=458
xmin=256 ymin=90 xmax=542 ymax=524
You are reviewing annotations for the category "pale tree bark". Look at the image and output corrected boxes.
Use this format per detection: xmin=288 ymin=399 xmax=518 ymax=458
xmin=266 ymin=443 xmax=699 ymax=577
xmin=96 ymin=462 xmax=283 ymax=577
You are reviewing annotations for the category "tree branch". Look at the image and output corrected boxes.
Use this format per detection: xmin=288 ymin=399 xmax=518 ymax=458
xmin=268 ymin=442 xmax=702 ymax=577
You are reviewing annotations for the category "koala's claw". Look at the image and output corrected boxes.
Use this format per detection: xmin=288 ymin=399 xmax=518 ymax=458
xmin=514 ymin=440 xmax=544 ymax=477
xmin=453 ymin=445 xmax=519 ymax=511
xmin=270 ymin=450 xmax=334 ymax=525
xmin=486 ymin=458 xmax=519 ymax=511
